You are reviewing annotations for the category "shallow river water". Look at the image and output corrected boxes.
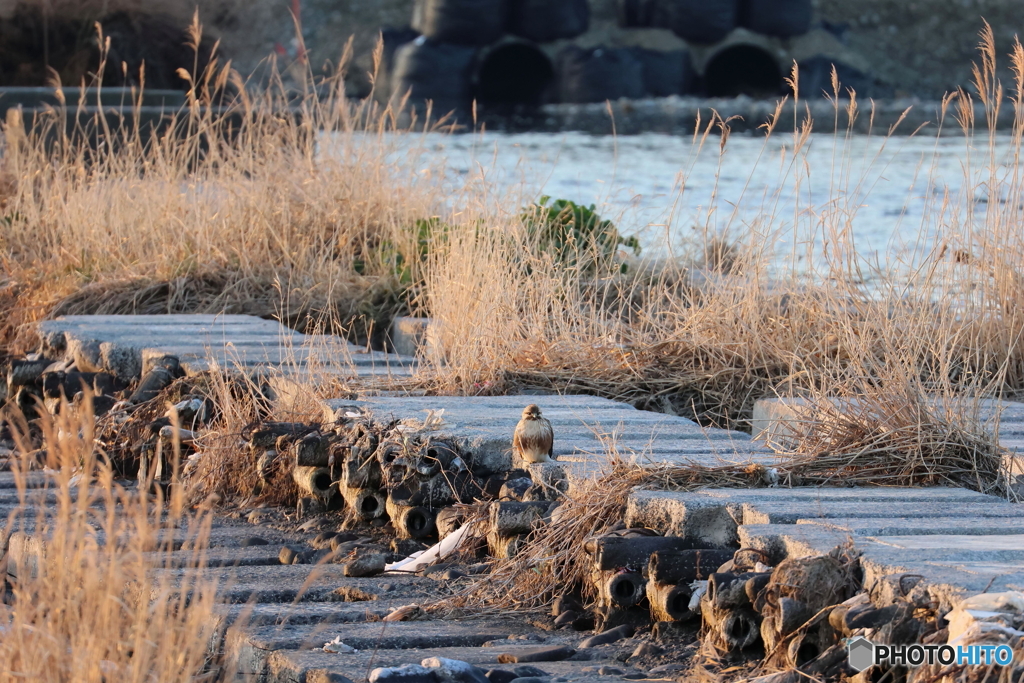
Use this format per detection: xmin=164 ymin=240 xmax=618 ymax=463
xmin=383 ymin=130 xmax=1022 ymax=271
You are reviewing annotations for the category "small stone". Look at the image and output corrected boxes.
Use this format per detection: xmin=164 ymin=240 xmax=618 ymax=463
xmin=370 ymin=517 xmax=388 ymax=528
xmin=552 ymin=594 xmax=583 ymax=617
xmin=278 ymin=546 xmax=298 ymax=565
xmin=553 ymin=611 xmax=578 ymax=628
xmin=579 ymin=624 xmax=634 ymax=649
xmin=369 ymin=665 xmax=439 ymax=683
xmin=392 ymin=538 xmax=428 ymax=555
xmin=512 ymin=667 xmax=548 ymax=678
xmin=496 ymin=647 xmax=574 ymax=664
xmin=313 ymin=531 xmax=338 ymax=549
xmin=380 ymin=583 xmax=395 ymax=592
xmin=439 ymin=567 xmax=467 ymax=581
xmin=342 ymin=552 xmax=387 ymax=577
xmin=597 ymin=667 xmax=624 ymax=676
xmin=630 ymin=642 xmax=662 ymax=659
xmin=484 ymin=671 xmax=517 ymax=683
xmin=240 ymin=536 xmax=268 ymax=547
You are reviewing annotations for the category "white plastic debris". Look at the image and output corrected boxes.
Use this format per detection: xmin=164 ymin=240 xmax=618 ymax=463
xmin=689 ymin=580 xmax=708 ymax=612
xmin=385 ymin=521 xmax=473 ymax=572
xmin=422 ymin=656 xmax=483 ymax=683
xmin=322 ymin=636 xmax=357 ymax=653
xmin=947 ymin=591 xmax=1024 ymax=641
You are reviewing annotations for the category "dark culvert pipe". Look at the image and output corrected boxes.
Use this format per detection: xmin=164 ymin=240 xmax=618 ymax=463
xmin=474 ymin=40 xmax=555 ymax=107
xmin=703 ymin=44 xmax=783 ymax=98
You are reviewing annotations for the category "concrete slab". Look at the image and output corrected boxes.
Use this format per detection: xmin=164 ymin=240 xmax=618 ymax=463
xmin=329 ymin=396 xmax=775 ymax=486
xmin=740 ymin=500 xmax=1023 ymax=525
xmin=228 ymin=619 xmax=531 ymax=674
xmin=34 ymin=315 xmax=417 ymax=381
xmin=795 ymin=517 xmax=1024 ymax=536
xmin=260 ymin=645 xmax=620 ymax=683
xmin=737 ymin=523 xmax=1024 ymax=610
xmin=625 ymin=487 xmax=1011 ymax=547
xmin=148 ymin=564 xmax=436 ymax=604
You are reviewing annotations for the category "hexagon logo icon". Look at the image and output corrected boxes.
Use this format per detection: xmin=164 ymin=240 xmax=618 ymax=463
xmin=847 ymin=636 xmax=875 ymax=672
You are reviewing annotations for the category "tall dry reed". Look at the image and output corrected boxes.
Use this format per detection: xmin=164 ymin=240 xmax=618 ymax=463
xmin=1 ymin=400 xmax=222 ymax=682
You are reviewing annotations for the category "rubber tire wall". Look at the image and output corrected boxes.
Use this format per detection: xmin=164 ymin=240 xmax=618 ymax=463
xmin=392 ymin=38 xmax=478 ymax=117
xmin=557 ymin=47 xmax=646 ymax=103
xmin=411 ymin=0 xmax=507 ymax=45
xmin=630 ymin=48 xmax=694 ymax=96
xmin=509 ymin=0 xmax=589 ymax=42
xmin=662 ymin=0 xmax=739 ymax=44
xmin=740 ymin=0 xmax=812 ymax=38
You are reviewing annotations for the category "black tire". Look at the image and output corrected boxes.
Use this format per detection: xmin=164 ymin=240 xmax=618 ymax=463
xmin=557 ymin=47 xmax=645 ymax=103
xmin=616 ymin=0 xmax=665 ymax=28
xmin=411 ymin=0 xmax=507 ymax=46
xmin=509 ymin=0 xmax=589 ymax=42
xmin=663 ymin=0 xmax=738 ymax=44
xmin=741 ymin=0 xmax=812 ymax=38
xmin=630 ymin=48 xmax=695 ymax=97
xmin=392 ymin=38 xmax=478 ymax=118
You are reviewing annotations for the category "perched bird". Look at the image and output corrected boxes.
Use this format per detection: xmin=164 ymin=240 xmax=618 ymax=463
xmin=513 ymin=404 xmax=555 ymax=464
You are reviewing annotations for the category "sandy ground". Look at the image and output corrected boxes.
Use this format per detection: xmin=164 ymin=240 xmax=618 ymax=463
xmin=362 ymin=129 xmax=1019 ymax=270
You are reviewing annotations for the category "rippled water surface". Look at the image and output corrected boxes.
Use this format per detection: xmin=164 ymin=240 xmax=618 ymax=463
xmin=376 ymin=130 xmax=1020 ymax=269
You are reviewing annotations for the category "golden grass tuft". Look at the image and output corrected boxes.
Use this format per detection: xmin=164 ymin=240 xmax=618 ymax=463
xmin=1 ymin=402 xmax=222 ymax=682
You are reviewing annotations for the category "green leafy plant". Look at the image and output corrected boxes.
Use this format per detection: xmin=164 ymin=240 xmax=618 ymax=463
xmin=521 ymin=196 xmax=640 ymax=274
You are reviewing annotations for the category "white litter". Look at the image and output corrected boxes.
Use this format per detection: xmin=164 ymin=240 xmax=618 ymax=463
xmin=322 ymin=636 xmax=357 ymax=653
xmin=689 ymin=580 xmax=708 ymax=612
xmin=385 ymin=522 xmax=473 ymax=573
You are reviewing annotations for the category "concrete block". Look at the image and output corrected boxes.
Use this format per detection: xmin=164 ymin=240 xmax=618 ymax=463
xmin=736 ymin=524 xmax=854 ymax=563
xmin=625 ymin=487 xmax=1005 ymax=544
xmin=67 ymin=337 xmax=103 ymax=372
xmin=390 ymin=317 xmax=433 ymax=356
xmin=625 ymin=490 xmax=742 ymax=547
xmin=6 ymin=531 xmax=45 ymax=579
xmin=99 ymin=341 xmax=142 ymax=380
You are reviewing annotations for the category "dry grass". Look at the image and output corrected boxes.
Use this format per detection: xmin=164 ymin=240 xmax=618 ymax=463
xmin=0 ymin=402 xmax=222 ymax=682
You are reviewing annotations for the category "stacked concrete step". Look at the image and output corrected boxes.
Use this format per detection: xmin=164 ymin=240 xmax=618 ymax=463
xmin=36 ymin=314 xmax=415 ymax=379
xmin=626 ymin=486 xmax=1024 ymax=611
xmin=324 ymin=395 xmax=775 ymax=487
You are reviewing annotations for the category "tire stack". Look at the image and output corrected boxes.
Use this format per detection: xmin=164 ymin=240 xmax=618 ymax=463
xmin=391 ymin=0 xmax=592 ymax=121
xmin=617 ymin=0 xmax=812 ymax=43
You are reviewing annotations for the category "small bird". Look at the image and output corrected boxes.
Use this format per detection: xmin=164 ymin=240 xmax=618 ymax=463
xmin=513 ymin=404 xmax=555 ymax=464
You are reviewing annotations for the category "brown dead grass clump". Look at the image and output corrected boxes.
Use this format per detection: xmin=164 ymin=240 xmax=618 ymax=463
xmin=1 ymin=403 xmax=222 ymax=682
